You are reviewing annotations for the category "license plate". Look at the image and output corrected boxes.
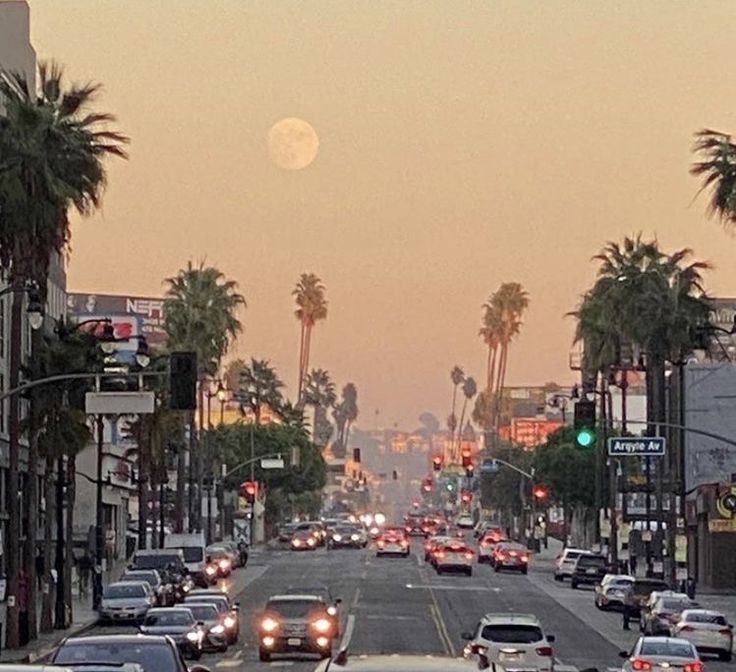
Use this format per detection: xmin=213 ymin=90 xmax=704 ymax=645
xmin=500 ymin=652 xmax=520 ymax=661
xmin=287 ymin=638 xmax=301 ymax=646
xmin=586 ymin=568 xmax=597 ymax=575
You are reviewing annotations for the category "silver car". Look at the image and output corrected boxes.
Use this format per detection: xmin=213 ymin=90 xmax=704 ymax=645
xmin=620 ymin=637 xmax=702 ymax=672
xmin=98 ymin=581 xmax=155 ymax=623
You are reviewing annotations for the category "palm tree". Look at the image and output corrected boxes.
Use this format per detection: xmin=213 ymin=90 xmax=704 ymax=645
xmin=238 ymin=358 xmax=285 ymax=424
xmin=333 ymin=383 xmax=358 ymax=457
xmin=223 ymin=358 xmax=246 ymax=395
xmin=303 ymin=368 xmax=337 ymax=447
xmin=691 ymin=129 xmax=736 ymax=229
xmin=479 ymin=302 xmax=503 ymax=392
xmin=293 ymin=274 xmax=328 ymax=402
xmin=448 ymin=366 xmax=465 ymax=448
xmin=164 ymin=262 xmax=245 ymax=532
xmin=0 ymin=63 xmax=127 ymax=648
xmin=455 ymin=376 xmax=477 ymax=461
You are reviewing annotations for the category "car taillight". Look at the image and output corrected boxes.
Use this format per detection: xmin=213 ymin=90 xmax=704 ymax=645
xmin=684 ymin=663 xmax=703 ymax=672
xmin=405 ymin=526 xmax=412 ymax=532
xmin=521 ymin=554 xmax=529 ymax=562
xmin=464 ymin=552 xmax=474 ymax=560
xmin=481 ymin=540 xmax=490 ymax=547
xmin=536 ymin=646 xmax=553 ymax=657
xmin=631 ymin=659 xmax=652 ymax=671
xmin=509 ymin=550 xmax=518 ymax=557
xmin=435 ymin=551 xmax=445 ymax=559
xmin=377 ymin=541 xmax=385 ymax=548
xmin=679 ymin=625 xmax=695 ymax=632
xmin=719 ymin=628 xmax=733 ymax=635
xmin=497 ymin=552 xmax=506 ymax=559
xmin=401 ymin=540 xmax=409 ymax=548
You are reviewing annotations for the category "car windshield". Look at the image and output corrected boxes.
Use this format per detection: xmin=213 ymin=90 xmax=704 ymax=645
xmin=172 ymin=546 xmax=203 ymax=563
xmin=661 ymin=599 xmax=692 ymax=611
xmin=634 ymin=582 xmax=669 ymax=595
xmin=185 ymin=604 xmax=219 ymax=621
xmin=481 ymin=625 xmax=544 ymax=643
xmin=104 ymin=584 xmax=146 ymax=599
xmin=640 ymin=641 xmax=695 ymax=658
xmin=186 ymin=598 xmax=228 ymax=613
xmin=578 ymin=556 xmax=606 ymax=568
xmin=133 ymin=555 xmax=180 ymax=571
xmin=121 ymin=573 xmax=156 ymax=587
xmin=144 ymin=610 xmax=193 ymax=626
xmin=685 ymin=613 xmax=728 ymax=625
xmin=267 ymin=600 xmax=323 ymax=618
xmin=54 ymin=642 xmax=177 ymax=672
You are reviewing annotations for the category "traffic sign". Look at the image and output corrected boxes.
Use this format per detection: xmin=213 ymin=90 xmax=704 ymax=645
xmin=607 ymin=437 xmax=665 ymax=456
xmin=479 ymin=459 xmax=499 ymax=474
xmin=260 ymin=457 xmax=285 ymax=469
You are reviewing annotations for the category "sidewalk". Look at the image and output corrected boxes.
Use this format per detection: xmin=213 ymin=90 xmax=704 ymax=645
xmin=0 ymin=559 xmax=127 ymax=663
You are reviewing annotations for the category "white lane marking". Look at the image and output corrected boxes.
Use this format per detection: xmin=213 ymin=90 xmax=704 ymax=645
xmin=339 ymin=613 xmax=356 ymax=651
xmin=428 ymin=600 xmax=455 ymax=656
xmin=364 ymin=614 xmax=422 ymax=621
xmin=351 ymin=586 xmax=361 ymax=609
xmin=215 ymin=661 xmax=242 ymax=668
xmin=267 ymin=662 xmax=294 ymax=668
xmin=405 ymin=583 xmax=501 ymax=592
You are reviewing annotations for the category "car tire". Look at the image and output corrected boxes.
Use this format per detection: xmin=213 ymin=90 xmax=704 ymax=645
xmin=218 ymin=644 xmax=228 ymax=653
xmin=494 ymin=564 xmax=500 ymax=573
xmin=259 ymin=648 xmax=271 ymax=662
xmin=190 ymin=647 xmax=202 ymax=661
xmin=571 ymin=579 xmax=578 ymax=590
xmin=521 ymin=566 xmax=528 ymax=575
xmin=466 ymin=568 xmax=473 ymax=577
xmin=718 ymin=650 xmax=732 ymax=662
xmin=554 ymin=574 xmax=562 ymax=582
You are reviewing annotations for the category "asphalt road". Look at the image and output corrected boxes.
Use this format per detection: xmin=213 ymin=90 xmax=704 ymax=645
xmin=84 ymin=535 xmax=678 ymax=672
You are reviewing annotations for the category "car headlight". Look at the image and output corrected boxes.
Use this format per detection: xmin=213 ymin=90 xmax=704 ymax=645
xmin=260 ymin=617 xmax=278 ymax=632
xmin=224 ymin=615 xmax=236 ymax=628
xmin=333 ymin=534 xmax=343 ymax=542
xmin=205 ymin=565 xmax=216 ymax=576
xmin=327 ymin=606 xmax=337 ymax=616
xmin=211 ymin=624 xmax=225 ymax=634
xmin=186 ymin=631 xmax=202 ymax=642
xmin=219 ymin=559 xmax=230 ymax=570
xmin=292 ymin=539 xmax=301 ymax=547
xmin=307 ymin=538 xmax=316 ymax=546
xmin=312 ymin=618 xmax=331 ymax=633
xmin=182 ymin=584 xmax=190 ymax=592
xmin=351 ymin=534 xmax=360 ymax=541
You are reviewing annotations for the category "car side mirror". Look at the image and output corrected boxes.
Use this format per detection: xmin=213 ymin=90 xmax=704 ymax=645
xmin=619 ymin=651 xmax=630 ymax=659
xmin=547 ymin=635 xmax=555 ymax=643
xmin=335 ymin=598 xmax=343 ymax=604
xmin=461 ymin=631 xmax=474 ymax=641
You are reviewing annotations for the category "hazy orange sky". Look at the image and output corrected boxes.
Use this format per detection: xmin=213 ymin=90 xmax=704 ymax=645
xmin=25 ymin=1 xmax=736 ymax=428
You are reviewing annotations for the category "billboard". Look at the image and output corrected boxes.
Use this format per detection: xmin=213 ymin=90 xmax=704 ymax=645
xmin=67 ymin=293 xmax=167 ymax=348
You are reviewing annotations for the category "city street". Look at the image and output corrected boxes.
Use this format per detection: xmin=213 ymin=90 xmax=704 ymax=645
xmin=80 ymin=537 xmax=736 ymax=672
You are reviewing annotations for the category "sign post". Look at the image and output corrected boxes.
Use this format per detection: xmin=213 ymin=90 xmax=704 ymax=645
xmin=607 ymin=437 xmax=666 ymax=457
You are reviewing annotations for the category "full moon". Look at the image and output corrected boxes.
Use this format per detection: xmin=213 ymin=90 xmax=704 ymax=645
xmin=267 ymin=117 xmax=319 ymax=170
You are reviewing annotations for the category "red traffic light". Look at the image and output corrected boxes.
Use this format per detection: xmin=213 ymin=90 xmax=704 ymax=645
xmin=461 ymin=447 xmax=472 ymax=468
xmin=241 ymin=480 xmax=259 ymax=503
xmin=461 ymin=489 xmax=472 ymax=503
xmin=421 ymin=477 xmax=434 ymax=493
xmin=532 ymin=485 xmax=548 ymax=500
xmin=432 ymin=455 xmax=443 ymax=472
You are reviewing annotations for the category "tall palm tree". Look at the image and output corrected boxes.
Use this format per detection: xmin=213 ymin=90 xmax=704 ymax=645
xmin=448 ymin=366 xmax=465 ymax=448
xmin=0 ymin=63 xmax=127 ymax=648
xmin=691 ymin=128 xmax=736 ymax=229
xmin=486 ymin=282 xmax=529 ymax=432
xmin=479 ymin=302 xmax=503 ymax=392
xmin=164 ymin=262 xmax=245 ymax=532
xmin=303 ymin=368 xmax=337 ymax=447
xmin=455 ymin=376 xmax=477 ymax=460
xmin=223 ymin=358 xmax=246 ymax=395
xmin=238 ymin=358 xmax=285 ymax=424
xmin=333 ymin=383 xmax=358 ymax=457
xmin=293 ymin=274 xmax=328 ymax=403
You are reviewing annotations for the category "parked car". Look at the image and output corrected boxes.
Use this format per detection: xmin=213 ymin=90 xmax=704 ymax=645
xmin=619 ymin=636 xmax=702 ymax=672
xmin=553 ymin=547 xmax=590 ymax=581
xmin=49 ymin=634 xmax=206 ymax=672
xmin=138 ymin=607 xmax=206 ymax=660
xmin=640 ymin=592 xmax=698 ymax=636
xmin=98 ymin=581 xmax=155 ymax=623
xmin=462 ymin=613 xmax=555 ymax=672
xmin=594 ymin=574 xmax=634 ymax=610
xmin=570 ymin=553 xmax=608 ymax=589
xmin=672 ymin=608 xmax=733 ymax=661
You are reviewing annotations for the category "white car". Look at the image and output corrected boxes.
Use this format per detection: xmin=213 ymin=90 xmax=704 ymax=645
xmin=462 ymin=613 xmax=555 ymax=672
xmin=594 ymin=574 xmax=634 ymax=610
xmin=619 ymin=637 xmax=702 ymax=672
xmin=434 ymin=541 xmax=474 ymax=576
xmin=672 ymin=609 xmax=733 ymax=661
xmin=553 ymin=548 xmax=590 ymax=581
xmin=456 ymin=514 xmax=474 ymax=529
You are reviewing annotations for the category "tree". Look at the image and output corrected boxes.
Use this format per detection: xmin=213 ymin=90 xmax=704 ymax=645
xmin=448 ymin=366 xmax=465 ymax=446
xmin=455 ymin=376 xmax=477 ymax=459
xmin=0 ymin=63 xmax=127 ymax=648
xmin=237 ymin=358 xmax=284 ymax=424
xmin=691 ymin=129 xmax=736 ymax=230
xmin=479 ymin=302 xmax=503 ymax=392
xmin=164 ymin=261 xmax=245 ymax=532
xmin=333 ymin=383 xmax=358 ymax=457
xmin=417 ymin=412 xmax=440 ymax=436
xmin=293 ymin=273 xmax=328 ymax=403
xmin=223 ymin=358 xmax=246 ymax=395
xmin=303 ymin=368 xmax=336 ymax=447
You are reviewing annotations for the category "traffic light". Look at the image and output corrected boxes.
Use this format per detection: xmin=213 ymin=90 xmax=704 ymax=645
xmin=573 ymin=400 xmax=596 ymax=447
xmin=241 ymin=480 xmax=258 ymax=504
xmin=461 ymin=447 xmax=472 ymax=468
xmin=446 ymin=481 xmax=455 ymax=492
xmin=465 ymin=463 xmax=475 ymax=479
xmin=170 ymin=351 xmax=197 ymax=410
xmin=353 ymin=448 xmax=361 ymax=463
xmin=432 ymin=455 xmax=443 ymax=472
xmin=532 ymin=484 xmax=548 ymax=500
xmin=461 ymin=489 xmax=472 ymax=503
xmin=421 ymin=477 xmax=433 ymax=493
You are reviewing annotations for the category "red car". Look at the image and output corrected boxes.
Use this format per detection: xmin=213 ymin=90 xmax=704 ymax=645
xmin=376 ymin=527 xmax=410 ymax=557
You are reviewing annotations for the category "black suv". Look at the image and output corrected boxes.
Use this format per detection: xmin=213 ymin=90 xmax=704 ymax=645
xmin=570 ymin=553 xmax=608 ymax=589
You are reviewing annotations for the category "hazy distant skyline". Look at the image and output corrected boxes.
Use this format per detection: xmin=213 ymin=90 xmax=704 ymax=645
xmin=24 ymin=1 xmax=736 ymax=427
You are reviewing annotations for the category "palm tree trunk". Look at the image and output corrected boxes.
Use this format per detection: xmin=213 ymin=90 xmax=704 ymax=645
xmin=297 ymin=321 xmax=306 ymax=402
xmin=175 ymin=415 xmax=187 ymax=533
xmin=40 ymin=457 xmax=54 ymax=633
xmin=487 ymin=344 xmax=498 ymax=393
xmin=493 ymin=343 xmax=508 ymax=430
xmin=450 ymin=384 xmax=459 ymax=456
xmin=456 ymin=398 xmax=468 ymax=462
xmin=64 ymin=455 xmax=76 ymax=626
xmin=302 ymin=326 xmax=312 ymax=395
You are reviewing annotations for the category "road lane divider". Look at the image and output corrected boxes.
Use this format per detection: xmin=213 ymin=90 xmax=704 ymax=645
xmin=429 ymin=595 xmax=455 ymax=656
xmin=339 ymin=613 xmax=356 ymax=651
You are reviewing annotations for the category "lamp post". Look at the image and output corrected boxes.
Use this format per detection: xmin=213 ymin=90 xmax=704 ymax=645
xmin=204 ymin=380 xmax=228 ymax=544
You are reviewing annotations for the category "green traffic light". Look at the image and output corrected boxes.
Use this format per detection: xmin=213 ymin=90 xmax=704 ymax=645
xmin=446 ymin=483 xmax=454 ymax=491
xmin=576 ymin=428 xmax=596 ymax=448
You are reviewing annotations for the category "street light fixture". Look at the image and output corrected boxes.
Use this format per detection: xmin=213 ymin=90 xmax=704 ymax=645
xmin=215 ymin=381 xmax=227 ymax=403
xmin=26 ymin=288 xmax=44 ymax=330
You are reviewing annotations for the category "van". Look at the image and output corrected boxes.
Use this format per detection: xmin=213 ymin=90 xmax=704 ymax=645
xmin=164 ymin=532 xmax=212 ymax=587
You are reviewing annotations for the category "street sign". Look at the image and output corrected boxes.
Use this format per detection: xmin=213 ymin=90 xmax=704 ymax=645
xmin=260 ymin=457 xmax=285 ymax=469
xmin=479 ymin=459 xmax=499 ymax=474
xmin=608 ymin=437 xmax=665 ymax=456
xmin=86 ymin=391 xmax=155 ymax=414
